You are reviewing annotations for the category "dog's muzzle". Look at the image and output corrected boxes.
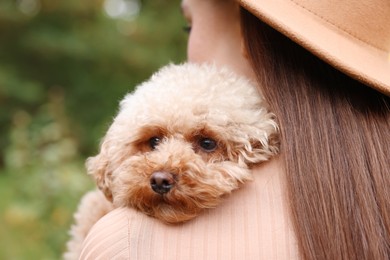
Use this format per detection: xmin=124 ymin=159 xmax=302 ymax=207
xmin=150 ymin=171 xmax=175 ymax=195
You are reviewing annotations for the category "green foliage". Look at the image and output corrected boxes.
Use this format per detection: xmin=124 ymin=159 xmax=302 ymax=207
xmin=0 ymin=0 xmax=187 ymax=258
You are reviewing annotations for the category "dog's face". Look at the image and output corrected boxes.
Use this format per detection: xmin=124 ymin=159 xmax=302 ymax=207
xmin=87 ymin=64 xmax=278 ymax=223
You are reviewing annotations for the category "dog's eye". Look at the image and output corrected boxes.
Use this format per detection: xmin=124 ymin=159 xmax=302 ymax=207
xmin=199 ymin=138 xmax=217 ymax=152
xmin=149 ymin=136 xmax=161 ymax=150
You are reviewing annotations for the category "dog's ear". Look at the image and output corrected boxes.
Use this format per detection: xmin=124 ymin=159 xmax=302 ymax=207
xmin=86 ymin=139 xmax=113 ymax=202
xmin=248 ymin=130 xmax=279 ymax=163
xmin=226 ymin=122 xmax=279 ymax=165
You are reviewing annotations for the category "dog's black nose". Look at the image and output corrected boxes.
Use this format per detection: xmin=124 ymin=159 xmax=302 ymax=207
xmin=150 ymin=171 xmax=175 ymax=195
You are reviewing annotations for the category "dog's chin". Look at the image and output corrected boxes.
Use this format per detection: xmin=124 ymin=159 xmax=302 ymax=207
xmin=121 ymin=188 xmax=221 ymax=224
xmin=114 ymin=186 xmax=223 ymax=224
xmin=139 ymin=196 xmax=206 ymax=224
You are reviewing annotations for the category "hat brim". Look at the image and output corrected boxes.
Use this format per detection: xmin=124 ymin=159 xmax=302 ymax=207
xmin=240 ymin=0 xmax=390 ymax=96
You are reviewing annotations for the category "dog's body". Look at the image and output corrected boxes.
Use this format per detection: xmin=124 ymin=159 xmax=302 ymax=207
xmin=64 ymin=63 xmax=279 ymax=259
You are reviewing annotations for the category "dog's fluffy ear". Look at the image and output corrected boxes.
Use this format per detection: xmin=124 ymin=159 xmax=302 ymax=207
xmin=226 ymin=121 xmax=279 ymax=166
xmin=86 ymin=139 xmax=113 ymax=202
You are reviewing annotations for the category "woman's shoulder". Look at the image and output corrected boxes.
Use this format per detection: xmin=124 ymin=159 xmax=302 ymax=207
xmin=80 ymin=158 xmax=299 ymax=260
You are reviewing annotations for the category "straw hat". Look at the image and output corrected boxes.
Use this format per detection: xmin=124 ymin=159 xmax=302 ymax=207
xmin=239 ymin=0 xmax=390 ymax=96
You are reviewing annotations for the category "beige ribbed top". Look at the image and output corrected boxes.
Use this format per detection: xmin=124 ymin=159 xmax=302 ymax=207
xmin=79 ymin=158 xmax=299 ymax=260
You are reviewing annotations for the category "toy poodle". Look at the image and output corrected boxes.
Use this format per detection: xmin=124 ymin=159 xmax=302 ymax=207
xmin=64 ymin=63 xmax=279 ymax=259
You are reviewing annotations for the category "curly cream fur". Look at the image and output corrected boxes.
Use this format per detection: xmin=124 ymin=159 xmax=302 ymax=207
xmin=64 ymin=63 xmax=279 ymax=259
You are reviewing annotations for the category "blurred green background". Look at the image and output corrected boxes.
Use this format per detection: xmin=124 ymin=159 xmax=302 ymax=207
xmin=0 ymin=0 xmax=187 ymax=258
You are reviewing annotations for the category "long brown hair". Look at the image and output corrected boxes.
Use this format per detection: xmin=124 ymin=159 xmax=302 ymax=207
xmin=240 ymin=8 xmax=390 ymax=260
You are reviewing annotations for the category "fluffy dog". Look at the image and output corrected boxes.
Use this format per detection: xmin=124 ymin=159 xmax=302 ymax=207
xmin=64 ymin=63 xmax=279 ymax=259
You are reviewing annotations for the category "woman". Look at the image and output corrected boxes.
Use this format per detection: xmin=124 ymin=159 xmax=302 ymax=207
xmin=79 ymin=0 xmax=390 ymax=259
